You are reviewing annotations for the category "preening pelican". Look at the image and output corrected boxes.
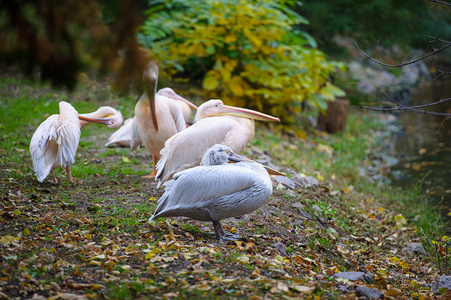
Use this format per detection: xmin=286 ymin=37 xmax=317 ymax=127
xmin=105 ymin=88 xmax=197 ymax=148
xmin=135 ymin=62 xmax=197 ymax=177
xmin=30 ymin=101 xmax=123 ymax=183
xmin=150 ymin=144 xmax=283 ymax=240
xmin=156 ymin=99 xmax=280 ymax=186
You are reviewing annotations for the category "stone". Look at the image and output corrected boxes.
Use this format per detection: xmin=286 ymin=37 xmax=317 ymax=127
xmin=294 ymin=176 xmax=319 ymax=188
xmin=355 ymin=286 xmax=384 ymax=299
xmin=336 ymin=285 xmax=348 ymax=293
xmin=272 ymin=242 xmax=287 ymax=255
xmin=432 ymin=275 xmax=451 ymax=294
xmin=274 ymin=175 xmax=296 ymax=190
xmin=334 ymin=272 xmax=373 ymax=283
xmin=405 ymin=242 xmax=427 ymax=256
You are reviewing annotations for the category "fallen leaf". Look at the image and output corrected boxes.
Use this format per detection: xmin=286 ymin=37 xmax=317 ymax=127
xmin=385 ymin=287 xmax=403 ymax=296
xmin=291 ymin=285 xmax=315 ymax=294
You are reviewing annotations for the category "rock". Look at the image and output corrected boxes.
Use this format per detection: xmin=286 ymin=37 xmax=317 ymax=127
xmin=334 ymin=272 xmax=373 ymax=283
xmin=336 ymin=285 xmax=348 ymax=293
xmin=272 ymin=242 xmax=287 ymax=255
xmin=355 ymin=286 xmax=384 ymax=299
xmin=294 ymin=176 xmax=319 ymax=188
xmin=432 ymin=275 xmax=451 ymax=294
xmin=405 ymin=242 xmax=427 ymax=256
xmin=274 ymin=175 xmax=296 ymax=190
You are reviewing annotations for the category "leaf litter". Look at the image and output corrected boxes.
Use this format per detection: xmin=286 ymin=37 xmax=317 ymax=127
xmin=0 ymin=143 xmax=443 ymax=300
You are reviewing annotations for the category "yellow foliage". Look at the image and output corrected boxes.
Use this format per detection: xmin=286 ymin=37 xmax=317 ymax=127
xmin=143 ymin=0 xmax=345 ymax=125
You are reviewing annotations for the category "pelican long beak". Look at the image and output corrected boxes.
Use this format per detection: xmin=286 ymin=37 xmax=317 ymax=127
xmin=143 ymin=62 xmax=159 ymax=131
xmin=78 ymin=115 xmax=115 ymax=126
xmin=218 ymin=105 xmax=280 ymax=122
xmin=228 ymin=153 xmax=286 ymax=176
xmin=172 ymin=93 xmax=198 ymax=111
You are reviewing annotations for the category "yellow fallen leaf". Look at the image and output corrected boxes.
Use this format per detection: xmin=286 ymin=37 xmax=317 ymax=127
xmin=399 ymin=261 xmax=409 ymax=269
xmin=274 ymin=255 xmax=284 ymax=264
xmin=91 ymin=284 xmax=106 ymax=291
xmin=0 ymin=235 xmax=19 ymax=246
xmin=23 ymin=228 xmax=30 ymax=236
xmin=385 ymin=287 xmax=403 ymax=296
xmin=389 ymin=257 xmax=400 ymax=263
xmin=121 ymin=156 xmax=130 ymax=163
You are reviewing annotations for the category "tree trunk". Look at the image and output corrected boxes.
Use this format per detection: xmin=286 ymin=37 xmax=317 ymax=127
xmin=317 ymin=98 xmax=350 ymax=134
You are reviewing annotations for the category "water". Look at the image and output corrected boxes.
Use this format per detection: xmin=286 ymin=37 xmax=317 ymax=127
xmin=389 ymin=79 xmax=451 ymax=233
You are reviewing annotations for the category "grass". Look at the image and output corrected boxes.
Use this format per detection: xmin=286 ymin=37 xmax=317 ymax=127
xmin=0 ymin=73 xmax=447 ymax=299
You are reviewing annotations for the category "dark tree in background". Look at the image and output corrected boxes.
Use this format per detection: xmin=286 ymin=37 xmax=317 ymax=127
xmin=0 ymin=0 xmax=150 ymax=92
xmin=297 ymin=0 xmax=451 ymax=55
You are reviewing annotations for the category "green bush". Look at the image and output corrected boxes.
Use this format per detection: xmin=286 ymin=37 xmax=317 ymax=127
xmin=140 ymin=0 xmax=345 ymax=125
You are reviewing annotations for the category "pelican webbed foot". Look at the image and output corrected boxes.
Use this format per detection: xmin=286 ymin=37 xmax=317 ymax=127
xmin=142 ymin=156 xmax=158 ymax=178
xmin=212 ymin=221 xmax=241 ymax=241
xmin=51 ymin=170 xmax=58 ymax=184
xmin=142 ymin=171 xmax=157 ymax=178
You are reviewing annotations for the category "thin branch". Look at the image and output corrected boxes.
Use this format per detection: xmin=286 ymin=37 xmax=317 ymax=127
xmin=377 ymin=86 xmax=451 ymax=116
xmin=430 ymin=0 xmax=451 ymax=7
xmin=437 ymin=69 xmax=451 ymax=74
xmin=356 ymin=96 xmax=451 ymax=115
xmin=355 ymin=36 xmax=451 ymax=68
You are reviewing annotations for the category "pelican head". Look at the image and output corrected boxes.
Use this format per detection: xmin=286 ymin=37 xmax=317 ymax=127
xmin=158 ymin=88 xmax=198 ymax=110
xmin=201 ymin=144 xmax=286 ymax=176
xmin=194 ymin=100 xmax=280 ymax=122
xmin=143 ymin=62 xmax=159 ymax=131
xmin=78 ymin=107 xmax=123 ymax=129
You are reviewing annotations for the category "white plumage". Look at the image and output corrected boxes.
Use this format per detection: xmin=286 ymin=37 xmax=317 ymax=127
xmin=134 ymin=63 xmax=198 ymax=178
xmin=149 ymin=144 xmax=273 ymax=240
xmin=155 ymin=99 xmax=280 ymax=186
xmin=105 ymin=88 xmax=196 ymax=149
xmin=30 ymin=101 xmax=123 ymax=183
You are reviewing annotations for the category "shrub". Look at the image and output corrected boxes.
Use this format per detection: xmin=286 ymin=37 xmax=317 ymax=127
xmin=140 ymin=0 xmax=345 ymax=125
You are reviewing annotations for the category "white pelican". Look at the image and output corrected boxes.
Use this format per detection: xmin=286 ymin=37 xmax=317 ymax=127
xmin=149 ymin=144 xmax=283 ymax=240
xmin=155 ymin=99 xmax=280 ymax=186
xmin=135 ymin=62 xmax=197 ymax=178
xmin=30 ymin=101 xmax=123 ymax=183
xmin=105 ymin=88 xmax=197 ymax=148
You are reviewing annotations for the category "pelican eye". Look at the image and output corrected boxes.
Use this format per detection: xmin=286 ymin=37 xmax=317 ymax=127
xmin=226 ymin=150 xmax=231 ymax=155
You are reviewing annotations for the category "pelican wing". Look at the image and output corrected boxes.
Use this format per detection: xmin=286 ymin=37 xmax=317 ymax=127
xmin=130 ymin=117 xmax=143 ymax=151
xmin=30 ymin=115 xmax=80 ymax=182
xmin=155 ymin=117 xmax=235 ymax=185
xmin=30 ymin=115 xmax=60 ymax=182
xmin=105 ymin=118 xmax=133 ymax=148
xmin=151 ymin=164 xmax=257 ymax=220
xmin=58 ymin=117 xmax=80 ymax=166
xmin=167 ymin=98 xmax=187 ymax=133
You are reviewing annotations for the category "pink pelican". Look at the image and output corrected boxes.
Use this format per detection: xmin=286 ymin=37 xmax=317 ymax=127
xmin=105 ymin=88 xmax=197 ymax=148
xmin=155 ymin=99 xmax=280 ymax=186
xmin=134 ymin=62 xmax=197 ymax=178
xmin=30 ymin=101 xmax=123 ymax=183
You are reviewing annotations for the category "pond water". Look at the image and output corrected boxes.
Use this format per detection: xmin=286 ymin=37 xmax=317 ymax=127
xmin=389 ymin=78 xmax=451 ymax=234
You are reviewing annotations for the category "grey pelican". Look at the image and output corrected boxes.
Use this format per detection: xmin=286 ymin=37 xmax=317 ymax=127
xmin=30 ymin=101 xmax=123 ymax=183
xmin=155 ymin=99 xmax=280 ymax=186
xmin=149 ymin=144 xmax=283 ymax=240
